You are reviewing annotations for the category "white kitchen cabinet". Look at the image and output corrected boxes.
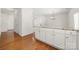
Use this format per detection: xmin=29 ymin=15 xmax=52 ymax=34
xmin=34 ymin=27 xmax=40 ymax=40
xmin=45 ymin=29 xmax=55 ymax=46
xmin=54 ymin=29 xmax=65 ymax=49
xmin=34 ymin=27 xmax=47 ymax=42
xmin=65 ymin=31 xmax=77 ymax=50
xmin=34 ymin=27 xmax=78 ymax=50
xmin=40 ymin=28 xmax=46 ymax=42
xmin=77 ymin=32 xmax=79 ymax=49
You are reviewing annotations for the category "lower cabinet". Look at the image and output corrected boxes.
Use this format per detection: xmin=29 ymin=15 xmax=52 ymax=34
xmin=65 ymin=31 xmax=77 ymax=50
xmin=40 ymin=28 xmax=46 ymax=42
xmin=45 ymin=29 xmax=55 ymax=46
xmin=54 ymin=29 xmax=65 ymax=49
xmin=34 ymin=27 xmax=40 ymax=40
xmin=34 ymin=27 xmax=78 ymax=50
xmin=45 ymin=29 xmax=65 ymax=49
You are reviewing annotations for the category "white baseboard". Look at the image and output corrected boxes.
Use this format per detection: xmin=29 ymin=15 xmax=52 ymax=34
xmin=21 ymin=32 xmax=33 ymax=37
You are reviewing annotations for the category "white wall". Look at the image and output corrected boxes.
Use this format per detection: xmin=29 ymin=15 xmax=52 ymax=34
xmin=0 ymin=9 xmax=1 ymax=36
xmin=14 ymin=8 xmax=33 ymax=36
xmin=21 ymin=8 xmax=33 ymax=36
xmin=33 ymin=8 xmax=69 ymax=29
xmin=34 ymin=8 xmax=69 ymax=15
xmin=46 ymin=12 xmax=69 ymax=29
xmin=14 ymin=8 xmax=22 ymax=35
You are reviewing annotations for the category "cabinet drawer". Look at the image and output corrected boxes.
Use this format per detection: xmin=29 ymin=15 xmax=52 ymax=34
xmin=65 ymin=31 xmax=77 ymax=35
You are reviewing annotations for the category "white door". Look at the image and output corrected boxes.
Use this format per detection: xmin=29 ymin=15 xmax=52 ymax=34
xmin=65 ymin=31 xmax=77 ymax=50
xmin=7 ymin=14 xmax=14 ymax=30
xmin=40 ymin=28 xmax=46 ymax=42
xmin=1 ymin=14 xmax=9 ymax=32
xmin=54 ymin=29 xmax=65 ymax=49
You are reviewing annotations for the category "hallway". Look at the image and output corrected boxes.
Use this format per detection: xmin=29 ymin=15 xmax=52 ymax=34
xmin=0 ymin=32 xmax=57 ymax=50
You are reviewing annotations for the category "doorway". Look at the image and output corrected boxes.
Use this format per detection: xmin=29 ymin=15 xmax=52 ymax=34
xmin=0 ymin=8 xmax=15 ymax=45
xmin=74 ymin=12 xmax=79 ymax=30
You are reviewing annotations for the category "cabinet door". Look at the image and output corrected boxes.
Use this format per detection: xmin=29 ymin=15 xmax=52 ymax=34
xmin=40 ymin=28 xmax=46 ymax=42
xmin=54 ymin=29 xmax=65 ymax=49
xmin=65 ymin=31 xmax=77 ymax=50
xmin=77 ymin=32 xmax=79 ymax=49
xmin=45 ymin=29 xmax=55 ymax=46
xmin=34 ymin=27 xmax=40 ymax=40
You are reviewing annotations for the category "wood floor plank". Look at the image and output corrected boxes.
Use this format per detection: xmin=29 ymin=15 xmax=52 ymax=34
xmin=0 ymin=31 xmax=57 ymax=50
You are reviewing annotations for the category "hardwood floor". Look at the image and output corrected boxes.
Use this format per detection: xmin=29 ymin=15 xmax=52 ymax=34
xmin=0 ymin=31 xmax=57 ymax=50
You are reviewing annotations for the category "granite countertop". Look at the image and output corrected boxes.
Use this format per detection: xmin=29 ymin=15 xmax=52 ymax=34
xmin=34 ymin=26 xmax=79 ymax=31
